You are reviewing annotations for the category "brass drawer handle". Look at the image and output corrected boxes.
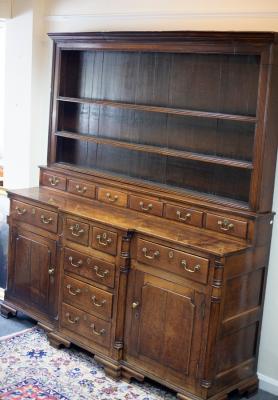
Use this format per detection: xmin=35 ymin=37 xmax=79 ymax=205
xmin=68 ymin=256 xmax=83 ymax=268
xmin=69 ymin=224 xmax=84 ymax=237
xmin=106 ymin=192 xmax=118 ymax=203
xmin=218 ymin=219 xmax=234 ymax=232
xmin=176 ymin=211 xmax=191 ymax=222
xmin=91 ymin=296 xmax=106 ymax=307
xmin=142 ymin=247 xmax=160 ymax=260
xmin=139 ymin=201 xmax=152 ymax=211
xmin=40 ymin=215 xmax=53 ymax=224
xmin=93 ymin=266 xmax=109 ymax=279
xmin=48 ymin=176 xmax=60 ymax=186
xmin=66 ymin=284 xmax=81 ymax=296
xmin=181 ymin=260 xmax=201 ymax=273
xmin=15 ymin=206 xmax=27 ymax=216
xmin=75 ymin=184 xmax=87 ymax=194
xmin=65 ymin=312 xmax=79 ymax=324
xmin=90 ymin=323 xmax=105 ymax=336
xmin=48 ymin=267 xmax=55 ymax=276
xmin=96 ymin=232 xmax=112 ymax=246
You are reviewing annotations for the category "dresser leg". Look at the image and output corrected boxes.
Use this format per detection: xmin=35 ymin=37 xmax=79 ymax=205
xmin=121 ymin=365 xmax=144 ymax=383
xmin=0 ymin=302 xmax=17 ymax=319
xmin=238 ymin=376 xmax=259 ymax=398
xmin=47 ymin=332 xmax=71 ymax=349
xmin=94 ymin=355 xmax=121 ymax=381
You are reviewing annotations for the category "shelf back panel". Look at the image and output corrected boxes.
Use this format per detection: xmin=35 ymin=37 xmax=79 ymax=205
xmin=59 ymin=50 xmax=260 ymax=117
xmin=58 ymin=102 xmax=255 ymax=162
xmin=56 ymin=136 xmax=251 ymax=203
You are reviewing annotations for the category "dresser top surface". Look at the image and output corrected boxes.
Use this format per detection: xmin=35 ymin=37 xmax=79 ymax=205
xmin=8 ymin=187 xmax=250 ymax=257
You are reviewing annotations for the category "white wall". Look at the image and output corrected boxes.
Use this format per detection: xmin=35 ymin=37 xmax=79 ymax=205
xmin=2 ymin=0 xmax=278 ymax=394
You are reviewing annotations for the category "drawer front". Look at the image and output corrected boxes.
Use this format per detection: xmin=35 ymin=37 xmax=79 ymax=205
xmin=137 ymin=239 xmax=209 ymax=284
xmin=98 ymin=187 xmax=128 ymax=207
xmin=129 ymin=195 xmax=163 ymax=216
xmin=41 ymin=172 xmax=67 ymax=191
xmin=63 ymin=275 xmax=113 ymax=320
xmin=65 ymin=218 xmax=89 ymax=246
xmin=165 ymin=204 xmax=203 ymax=227
xmin=68 ymin=179 xmax=96 ymax=199
xmin=64 ymin=248 xmax=115 ymax=288
xmin=11 ymin=200 xmax=58 ymax=233
xmin=92 ymin=227 xmax=117 ymax=256
xmin=11 ymin=200 xmax=34 ymax=225
xmin=205 ymin=213 xmax=248 ymax=239
xmin=61 ymin=303 xmax=111 ymax=348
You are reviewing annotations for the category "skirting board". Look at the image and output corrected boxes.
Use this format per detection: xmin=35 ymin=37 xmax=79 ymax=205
xmin=258 ymin=373 xmax=278 ymax=396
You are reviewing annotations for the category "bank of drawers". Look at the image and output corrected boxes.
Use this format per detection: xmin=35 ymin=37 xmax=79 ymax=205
xmin=61 ymin=217 xmax=117 ymax=350
xmin=41 ymin=171 xmax=249 ymax=239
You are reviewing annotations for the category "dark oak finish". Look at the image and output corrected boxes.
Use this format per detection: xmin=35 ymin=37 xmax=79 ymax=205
xmin=2 ymin=31 xmax=278 ymax=400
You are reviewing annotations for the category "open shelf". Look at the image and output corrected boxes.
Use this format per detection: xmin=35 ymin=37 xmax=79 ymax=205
xmin=55 ymin=136 xmax=251 ymax=203
xmin=57 ymin=96 xmax=257 ymax=124
xmin=55 ymin=130 xmax=253 ymax=170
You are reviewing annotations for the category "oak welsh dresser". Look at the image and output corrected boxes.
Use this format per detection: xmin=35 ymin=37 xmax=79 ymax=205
xmin=1 ymin=32 xmax=278 ymax=400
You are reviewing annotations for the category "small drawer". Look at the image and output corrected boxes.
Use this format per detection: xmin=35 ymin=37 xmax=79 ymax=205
xmin=11 ymin=200 xmax=34 ymax=225
xmin=64 ymin=248 xmax=115 ymax=288
xmin=68 ymin=179 xmax=96 ymax=199
xmin=92 ymin=227 xmax=117 ymax=256
xmin=165 ymin=204 xmax=203 ymax=227
xmin=205 ymin=213 xmax=248 ymax=239
xmin=137 ymin=239 xmax=209 ymax=284
xmin=65 ymin=218 xmax=89 ymax=246
xmin=97 ymin=187 xmax=127 ymax=207
xmin=41 ymin=172 xmax=67 ymax=191
xmin=129 ymin=195 xmax=163 ymax=216
xmin=61 ymin=303 xmax=111 ymax=348
xmin=34 ymin=206 xmax=58 ymax=233
xmin=63 ymin=275 xmax=113 ymax=320
xmin=11 ymin=200 xmax=58 ymax=233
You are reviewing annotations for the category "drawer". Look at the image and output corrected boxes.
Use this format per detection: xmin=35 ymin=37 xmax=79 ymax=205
xmin=137 ymin=239 xmax=209 ymax=284
xmin=205 ymin=213 xmax=248 ymax=239
xmin=164 ymin=204 xmax=203 ymax=227
xmin=64 ymin=248 xmax=115 ymax=288
xmin=63 ymin=275 xmax=113 ymax=320
xmin=65 ymin=218 xmax=89 ymax=246
xmin=41 ymin=172 xmax=67 ymax=191
xmin=61 ymin=303 xmax=111 ymax=348
xmin=68 ymin=179 xmax=96 ymax=199
xmin=11 ymin=200 xmax=58 ymax=233
xmin=129 ymin=195 xmax=163 ymax=216
xmin=92 ymin=227 xmax=117 ymax=256
xmin=97 ymin=187 xmax=127 ymax=207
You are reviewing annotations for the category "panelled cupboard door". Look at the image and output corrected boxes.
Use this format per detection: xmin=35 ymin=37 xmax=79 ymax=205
xmin=125 ymin=269 xmax=205 ymax=385
xmin=8 ymin=228 xmax=58 ymax=318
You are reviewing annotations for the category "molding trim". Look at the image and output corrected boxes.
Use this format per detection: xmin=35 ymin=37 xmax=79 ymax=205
xmin=45 ymin=11 xmax=278 ymax=22
xmin=258 ymin=373 xmax=278 ymax=396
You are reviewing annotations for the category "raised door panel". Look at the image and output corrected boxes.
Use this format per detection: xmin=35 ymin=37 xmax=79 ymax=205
xmin=9 ymin=228 xmax=58 ymax=317
xmin=126 ymin=270 xmax=202 ymax=378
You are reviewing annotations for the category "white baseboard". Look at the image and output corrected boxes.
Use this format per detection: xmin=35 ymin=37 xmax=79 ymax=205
xmin=258 ymin=373 xmax=278 ymax=396
xmin=0 ymin=287 xmax=5 ymax=300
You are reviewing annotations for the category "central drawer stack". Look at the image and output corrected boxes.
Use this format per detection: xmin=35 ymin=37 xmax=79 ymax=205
xmin=59 ymin=214 xmax=122 ymax=354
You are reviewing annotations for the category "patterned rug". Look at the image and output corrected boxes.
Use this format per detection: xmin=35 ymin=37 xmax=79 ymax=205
xmin=0 ymin=327 xmax=175 ymax=399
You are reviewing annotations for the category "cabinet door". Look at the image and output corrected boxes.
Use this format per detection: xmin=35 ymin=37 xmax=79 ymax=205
xmin=8 ymin=228 xmax=58 ymax=317
xmin=125 ymin=270 xmax=205 ymax=380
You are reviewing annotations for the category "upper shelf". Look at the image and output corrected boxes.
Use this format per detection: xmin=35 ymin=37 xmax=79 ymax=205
xmin=57 ymin=96 xmax=257 ymax=124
